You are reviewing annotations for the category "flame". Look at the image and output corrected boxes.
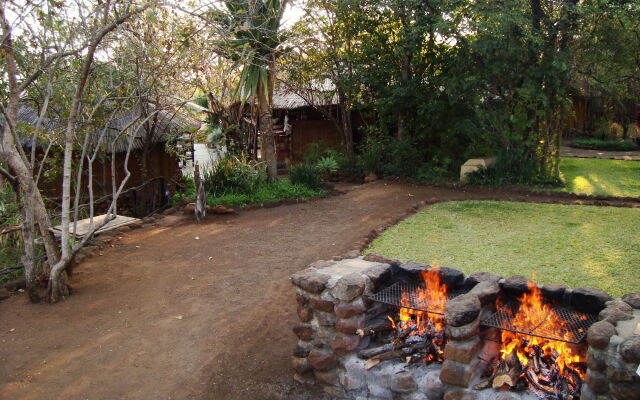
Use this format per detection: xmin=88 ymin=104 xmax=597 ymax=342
xmin=386 ymin=270 xmax=449 ymax=363
xmin=498 ymin=282 xmax=586 ymax=389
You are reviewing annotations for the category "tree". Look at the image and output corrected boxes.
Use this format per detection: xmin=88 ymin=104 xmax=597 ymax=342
xmin=213 ymin=0 xmax=289 ymax=181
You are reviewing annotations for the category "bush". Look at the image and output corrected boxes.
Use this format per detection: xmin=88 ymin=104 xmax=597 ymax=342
xmin=206 ymin=180 xmax=325 ymax=207
xmin=316 ymin=155 xmax=339 ymax=175
xmin=289 ymin=163 xmax=324 ymax=189
xmin=466 ymin=149 xmax=556 ymax=186
xmin=570 ymin=138 xmax=638 ymax=151
xmin=201 ymin=155 xmax=266 ymax=196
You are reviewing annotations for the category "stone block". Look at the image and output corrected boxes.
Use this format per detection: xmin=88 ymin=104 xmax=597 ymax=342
xmin=467 ymin=280 xmax=499 ymax=306
xmin=336 ymin=302 xmax=366 ymax=319
xmin=585 ymin=370 xmax=609 ymax=395
xmin=330 ymin=334 xmax=360 ymax=355
xmin=295 ymin=292 xmax=308 ymax=306
xmin=308 ymin=349 xmax=337 ymax=371
xmin=444 ymin=337 xmax=483 ymax=363
xmin=314 ymin=369 xmax=339 ymax=385
xmin=309 ymin=298 xmax=335 ymax=313
xmin=331 ymin=273 xmax=366 ymax=301
xmin=294 ymin=341 xmax=313 ymax=358
xmin=446 ymin=316 xmax=480 ymax=340
xmin=443 ymin=389 xmax=478 ymax=400
xmin=599 ymin=300 xmax=634 ymax=325
xmin=463 ymin=271 xmax=501 ymax=290
xmin=621 ymin=292 xmax=640 ymax=309
xmin=620 ymin=335 xmax=640 ymax=363
xmin=292 ymin=357 xmax=312 ymax=374
xmin=571 ymin=287 xmax=613 ymax=313
xmin=293 ymin=324 xmax=315 ymax=341
xmin=297 ymin=305 xmax=313 ymax=322
xmin=292 ymin=268 xmax=331 ymax=294
xmin=586 ymin=348 xmax=607 ymax=371
xmin=587 ymin=320 xmax=616 ymax=349
xmin=460 ymin=157 xmax=495 ymax=182
xmin=316 ymin=311 xmax=337 ymax=327
xmin=336 ymin=315 xmax=366 ymax=334
xmin=445 ymin=294 xmax=481 ymax=327
xmin=439 ymin=358 xmax=481 ymax=387
xmin=293 ymin=372 xmax=315 ymax=385
xmin=540 ymin=283 xmax=568 ymax=302
xmin=389 ymin=371 xmax=417 ymax=393
xmin=363 ymin=253 xmax=395 ymax=264
xmin=419 ymin=369 xmax=444 ymax=399
xmin=500 ymin=275 xmax=530 ymax=297
xmin=610 ymin=381 xmax=640 ymax=400
xmin=339 ymin=370 xmax=366 ymax=391
xmin=432 ymin=266 xmax=465 ymax=289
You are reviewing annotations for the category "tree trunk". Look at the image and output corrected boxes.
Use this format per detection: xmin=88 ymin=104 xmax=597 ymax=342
xmin=14 ymin=182 xmax=41 ymax=302
xmin=259 ymin=67 xmax=278 ymax=181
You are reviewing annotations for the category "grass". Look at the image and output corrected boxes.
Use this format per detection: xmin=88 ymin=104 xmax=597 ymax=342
xmin=366 ymin=201 xmax=640 ymax=297
xmin=556 ymin=158 xmax=640 ymax=197
xmin=205 ymin=180 xmax=326 ymax=207
xmin=172 ymin=178 xmax=326 ymax=208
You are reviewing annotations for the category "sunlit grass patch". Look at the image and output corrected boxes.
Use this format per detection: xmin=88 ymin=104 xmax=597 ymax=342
xmin=366 ymin=200 xmax=640 ymax=297
xmin=556 ymin=158 xmax=640 ymax=197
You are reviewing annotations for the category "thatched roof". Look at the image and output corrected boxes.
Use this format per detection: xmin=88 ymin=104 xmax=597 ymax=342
xmin=272 ymin=80 xmax=339 ymax=110
xmin=5 ymin=105 xmax=201 ymax=153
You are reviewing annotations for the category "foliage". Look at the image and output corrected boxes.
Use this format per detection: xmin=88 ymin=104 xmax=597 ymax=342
xmin=554 ymin=158 xmax=640 ymax=198
xmin=201 ymin=155 xmax=267 ymax=197
xmin=367 ymin=201 xmax=640 ymax=297
xmin=466 ymin=150 xmax=559 ymax=186
xmin=0 ymin=183 xmax=19 ymax=227
xmin=206 ymin=180 xmax=325 ymax=207
xmin=316 ymin=156 xmax=339 ymax=175
xmin=570 ymin=138 xmax=638 ymax=151
xmin=289 ymin=163 xmax=325 ymax=190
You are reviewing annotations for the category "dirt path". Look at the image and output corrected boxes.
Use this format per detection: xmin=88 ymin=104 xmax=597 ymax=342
xmin=0 ymin=181 xmax=631 ymax=400
xmin=561 ymin=145 xmax=640 ymax=161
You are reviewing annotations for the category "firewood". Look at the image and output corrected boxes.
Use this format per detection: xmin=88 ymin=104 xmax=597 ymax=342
xmin=358 ymin=343 xmax=395 ymax=359
xmin=473 ymin=378 xmax=492 ymax=390
xmin=365 ymin=358 xmax=381 ymax=370
xmin=524 ymin=368 xmax=557 ymax=396
xmin=356 ymin=319 xmax=393 ymax=337
xmin=492 ymin=350 xmax=522 ymax=389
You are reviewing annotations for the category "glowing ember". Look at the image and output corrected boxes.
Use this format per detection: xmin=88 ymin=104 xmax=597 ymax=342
xmin=496 ymin=283 xmax=586 ymax=397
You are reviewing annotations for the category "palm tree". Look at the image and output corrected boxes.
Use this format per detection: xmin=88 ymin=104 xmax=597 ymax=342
xmin=219 ymin=0 xmax=287 ymax=181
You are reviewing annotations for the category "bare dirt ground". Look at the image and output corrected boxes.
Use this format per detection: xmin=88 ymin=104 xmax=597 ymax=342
xmin=0 ymin=181 xmax=629 ymax=400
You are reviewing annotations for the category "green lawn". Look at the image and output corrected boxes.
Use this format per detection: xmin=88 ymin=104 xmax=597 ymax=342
xmin=366 ymin=201 xmax=640 ymax=297
xmin=557 ymin=158 xmax=640 ymax=197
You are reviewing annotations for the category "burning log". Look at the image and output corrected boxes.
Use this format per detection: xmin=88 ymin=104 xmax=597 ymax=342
xmin=356 ymin=318 xmax=393 ymax=337
xmin=492 ymin=349 xmax=523 ymax=390
xmin=524 ymin=368 xmax=557 ymax=397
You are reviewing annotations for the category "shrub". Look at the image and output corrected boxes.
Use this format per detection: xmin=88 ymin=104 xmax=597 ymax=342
xmin=570 ymin=138 xmax=638 ymax=151
xmin=201 ymin=155 xmax=266 ymax=196
xmin=466 ymin=149 xmax=556 ymax=186
xmin=289 ymin=163 xmax=324 ymax=189
xmin=316 ymin=155 xmax=339 ymax=175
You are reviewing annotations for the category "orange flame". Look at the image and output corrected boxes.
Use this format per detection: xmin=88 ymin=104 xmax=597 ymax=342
xmin=499 ymin=283 xmax=586 ymax=386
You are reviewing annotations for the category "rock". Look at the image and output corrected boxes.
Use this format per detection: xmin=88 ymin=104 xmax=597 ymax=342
xmin=308 ymin=349 xmax=337 ymax=371
xmin=294 ymin=342 xmax=313 ymax=358
xmin=399 ymin=261 xmax=430 ymax=272
xmin=291 ymin=268 xmax=331 ymax=294
xmin=335 ymin=315 xmax=365 ymax=334
xmin=183 ymin=203 xmax=195 ymax=215
xmin=364 ymin=173 xmax=379 ymax=183
xmin=210 ymin=205 xmax=236 ymax=214
xmin=0 ymin=287 xmax=10 ymax=300
xmin=331 ymin=273 xmax=366 ymax=301
xmin=314 ymin=369 xmax=339 ymax=386
xmin=420 ymin=369 xmax=444 ymax=399
xmin=467 ymin=280 xmax=499 ymax=305
xmin=263 ymin=200 xmax=281 ymax=208
xmin=142 ymin=216 xmax=155 ymax=223
xmin=432 ymin=266 xmax=465 ymax=289
xmin=584 ymin=370 xmax=608 ymax=395
xmin=295 ymin=292 xmax=308 ymax=306
xmin=335 ymin=302 xmax=366 ymax=319
xmin=493 ymin=394 xmax=521 ymax=400
xmin=571 ymin=287 xmax=613 ymax=313
xmin=339 ymin=371 xmax=365 ymax=391
xmin=587 ymin=320 xmax=616 ymax=349
xmin=586 ymin=349 xmax=606 ymax=371
xmin=598 ymin=300 xmax=634 ymax=325
xmin=620 ymin=336 xmax=640 ymax=363
xmin=500 ymin=275 xmax=530 ymax=296
xmin=293 ymin=372 xmax=315 ymax=385
xmin=309 ymin=298 xmax=335 ymax=313
xmin=389 ymin=371 xmax=417 ymax=393
xmin=293 ymin=324 xmax=315 ymax=341
xmin=440 ymin=360 xmax=477 ymax=388
xmin=315 ymin=311 xmax=337 ymax=327
xmin=444 ymin=337 xmax=483 ymax=363
xmin=609 ymin=381 xmax=640 ymax=400
xmin=341 ymin=250 xmax=360 ymax=259
xmin=330 ymin=334 xmax=360 ymax=355
xmin=621 ymin=292 xmax=640 ymax=309
xmin=446 ymin=317 xmax=480 ymax=340
xmin=297 ymin=305 xmax=313 ymax=322
xmin=362 ymin=253 xmax=394 ymax=264
xmin=292 ymin=357 xmax=312 ymax=374
xmin=540 ymin=283 xmax=568 ymax=302
xmin=463 ymin=272 xmax=501 ymax=290
xmin=363 ymin=264 xmax=393 ymax=292
xmin=445 ymin=294 xmax=481 ymax=327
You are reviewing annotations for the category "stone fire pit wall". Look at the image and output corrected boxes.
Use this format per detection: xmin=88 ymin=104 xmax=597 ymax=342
xmin=291 ymin=257 xmax=640 ymax=400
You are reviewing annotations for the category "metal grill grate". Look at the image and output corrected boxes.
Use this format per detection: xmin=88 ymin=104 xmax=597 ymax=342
xmin=481 ymin=300 xmax=598 ymax=344
xmin=366 ymin=282 xmax=463 ymax=315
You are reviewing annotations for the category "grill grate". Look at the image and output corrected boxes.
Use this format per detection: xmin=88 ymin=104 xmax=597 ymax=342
xmin=366 ymin=282 xmax=463 ymax=315
xmin=481 ymin=300 xmax=598 ymax=344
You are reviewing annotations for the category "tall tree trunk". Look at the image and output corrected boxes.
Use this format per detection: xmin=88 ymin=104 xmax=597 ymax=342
xmin=259 ymin=67 xmax=277 ymax=181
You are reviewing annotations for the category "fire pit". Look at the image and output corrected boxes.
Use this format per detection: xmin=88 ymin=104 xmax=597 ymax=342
xmin=291 ymin=257 xmax=640 ymax=400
